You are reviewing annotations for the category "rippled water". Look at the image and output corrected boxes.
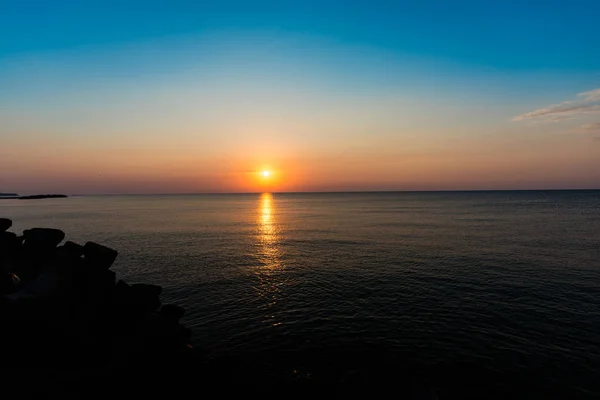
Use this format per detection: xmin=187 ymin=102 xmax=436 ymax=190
xmin=3 ymin=190 xmax=600 ymax=396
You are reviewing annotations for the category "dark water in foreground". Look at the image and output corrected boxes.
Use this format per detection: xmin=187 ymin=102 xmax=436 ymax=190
xmin=3 ymin=190 xmax=600 ymax=396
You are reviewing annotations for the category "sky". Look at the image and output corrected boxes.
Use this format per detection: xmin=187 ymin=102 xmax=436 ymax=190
xmin=1 ymin=0 xmax=599 ymax=194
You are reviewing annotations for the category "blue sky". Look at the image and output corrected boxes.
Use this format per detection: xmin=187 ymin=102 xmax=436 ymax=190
xmin=1 ymin=0 xmax=599 ymax=193
xmin=3 ymin=0 xmax=599 ymax=70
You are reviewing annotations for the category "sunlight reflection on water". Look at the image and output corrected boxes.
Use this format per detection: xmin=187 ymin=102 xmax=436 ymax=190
xmin=255 ymin=193 xmax=284 ymax=327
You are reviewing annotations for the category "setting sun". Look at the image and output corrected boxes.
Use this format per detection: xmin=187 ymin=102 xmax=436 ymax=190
xmin=253 ymin=168 xmax=281 ymax=191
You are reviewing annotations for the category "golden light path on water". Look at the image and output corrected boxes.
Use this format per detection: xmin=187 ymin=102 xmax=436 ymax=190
xmin=255 ymin=193 xmax=284 ymax=327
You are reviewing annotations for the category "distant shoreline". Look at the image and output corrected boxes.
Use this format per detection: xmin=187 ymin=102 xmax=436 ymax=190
xmin=0 ymin=194 xmax=68 ymax=200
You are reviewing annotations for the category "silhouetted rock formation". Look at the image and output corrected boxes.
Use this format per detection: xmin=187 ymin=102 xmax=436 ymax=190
xmin=0 ymin=218 xmax=11 ymax=231
xmin=83 ymin=241 xmax=118 ymax=268
xmin=0 ymin=218 xmax=195 ymax=397
xmin=160 ymin=303 xmax=186 ymax=320
xmin=18 ymin=194 xmax=68 ymax=199
xmin=23 ymin=228 xmax=66 ymax=254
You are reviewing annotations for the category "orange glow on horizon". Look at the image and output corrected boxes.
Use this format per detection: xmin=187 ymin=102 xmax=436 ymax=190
xmin=252 ymin=166 xmax=281 ymax=191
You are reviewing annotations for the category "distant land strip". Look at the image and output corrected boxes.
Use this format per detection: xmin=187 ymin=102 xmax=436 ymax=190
xmin=0 ymin=194 xmax=68 ymax=200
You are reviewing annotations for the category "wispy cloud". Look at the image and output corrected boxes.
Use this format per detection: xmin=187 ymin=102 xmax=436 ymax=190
xmin=580 ymin=122 xmax=600 ymax=141
xmin=513 ymin=88 xmax=600 ymax=122
xmin=579 ymin=88 xmax=600 ymax=102
xmin=581 ymin=122 xmax=600 ymax=131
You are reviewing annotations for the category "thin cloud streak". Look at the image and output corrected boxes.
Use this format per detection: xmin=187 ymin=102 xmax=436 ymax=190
xmin=513 ymin=88 xmax=600 ymax=122
xmin=581 ymin=122 xmax=600 ymax=131
xmin=580 ymin=121 xmax=600 ymax=142
xmin=579 ymin=88 xmax=600 ymax=102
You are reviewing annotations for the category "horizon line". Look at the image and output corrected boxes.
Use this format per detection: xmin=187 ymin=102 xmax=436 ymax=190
xmin=59 ymin=188 xmax=600 ymax=196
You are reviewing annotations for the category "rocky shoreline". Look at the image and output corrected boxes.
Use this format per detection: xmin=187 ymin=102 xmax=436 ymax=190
xmin=0 ymin=218 xmax=202 ymax=397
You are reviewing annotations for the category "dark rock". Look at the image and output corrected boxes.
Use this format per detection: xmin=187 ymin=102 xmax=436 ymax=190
xmin=115 ymin=279 xmax=131 ymax=292
xmin=17 ymin=266 xmax=62 ymax=297
xmin=135 ymin=312 xmax=184 ymax=351
xmin=113 ymin=282 xmax=162 ymax=313
xmin=1 ymin=271 xmax=17 ymax=294
xmin=0 ymin=218 xmax=12 ymax=231
xmin=23 ymin=227 xmax=65 ymax=243
xmin=160 ymin=304 xmax=186 ymax=320
xmin=22 ymin=228 xmax=65 ymax=251
xmin=131 ymin=283 xmax=162 ymax=297
xmin=85 ymin=268 xmax=117 ymax=290
xmin=58 ymin=241 xmax=84 ymax=257
xmin=130 ymin=284 xmax=162 ymax=312
xmin=179 ymin=326 xmax=192 ymax=342
xmin=0 ymin=231 xmax=19 ymax=257
xmin=112 ymin=280 xmax=132 ymax=300
xmin=82 ymin=269 xmax=117 ymax=305
xmin=104 ymin=270 xmax=117 ymax=287
xmin=3 ymin=223 xmax=194 ymax=377
xmin=83 ymin=241 xmax=118 ymax=269
xmin=112 ymin=281 xmax=133 ymax=313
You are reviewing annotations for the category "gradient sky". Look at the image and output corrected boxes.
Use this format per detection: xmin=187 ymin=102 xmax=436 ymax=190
xmin=1 ymin=0 xmax=599 ymax=194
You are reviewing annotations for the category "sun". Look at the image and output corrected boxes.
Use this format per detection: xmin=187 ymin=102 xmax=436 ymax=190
xmin=255 ymin=168 xmax=276 ymax=188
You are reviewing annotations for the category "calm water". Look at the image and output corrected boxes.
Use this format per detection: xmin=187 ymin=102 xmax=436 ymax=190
xmin=3 ymin=191 xmax=600 ymax=395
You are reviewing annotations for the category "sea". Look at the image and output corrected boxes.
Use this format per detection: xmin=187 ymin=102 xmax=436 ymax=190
xmin=2 ymin=190 xmax=600 ymax=397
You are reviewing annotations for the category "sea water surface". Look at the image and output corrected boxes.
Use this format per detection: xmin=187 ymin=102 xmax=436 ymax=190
xmin=3 ymin=191 xmax=600 ymax=394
